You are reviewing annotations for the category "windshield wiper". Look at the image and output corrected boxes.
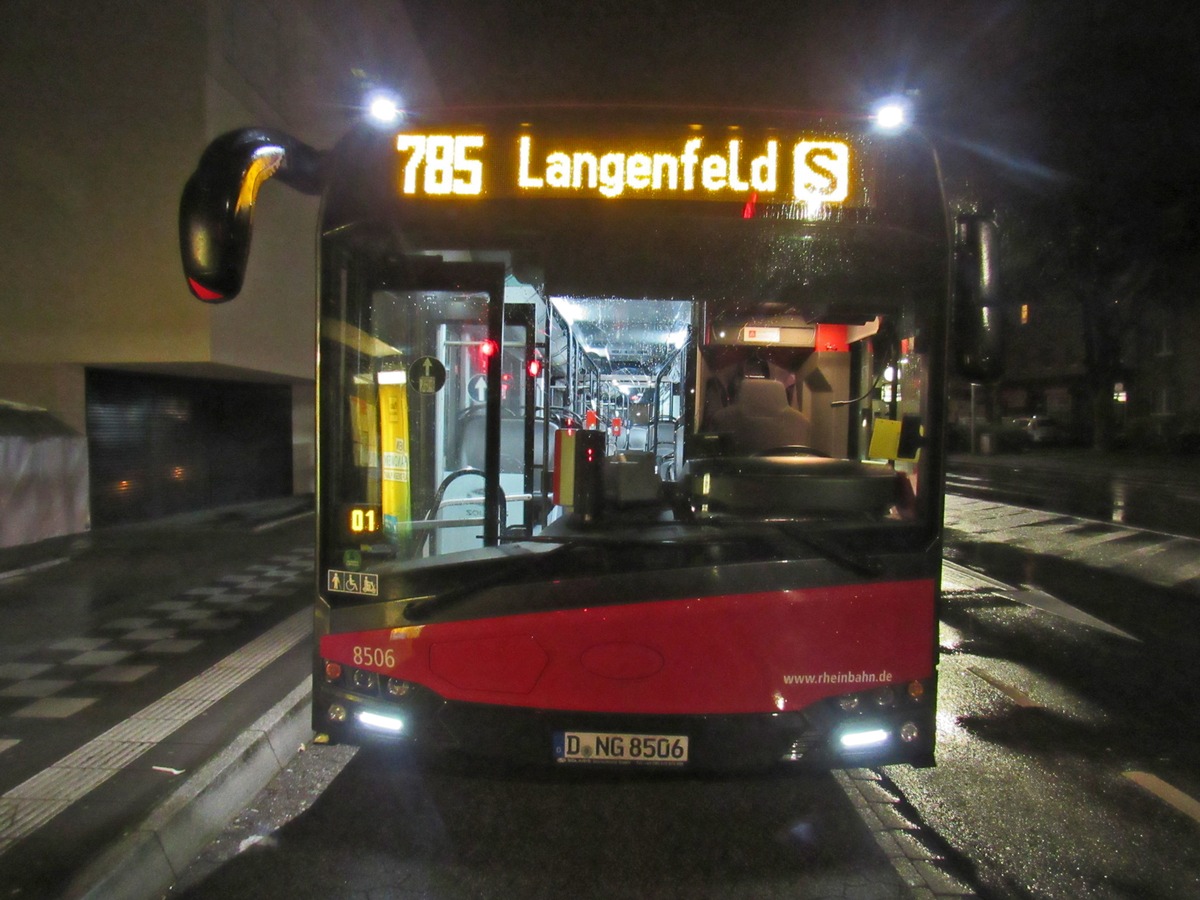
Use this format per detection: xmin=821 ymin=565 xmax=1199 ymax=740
xmin=402 ymin=542 xmax=575 ymax=622
xmin=761 ymin=521 xmax=883 ymax=577
xmin=523 ymin=523 xmax=721 ymax=548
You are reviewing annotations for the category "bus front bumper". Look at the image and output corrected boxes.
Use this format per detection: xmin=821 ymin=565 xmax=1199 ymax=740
xmin=313 ymin=678 xmax=936 ymax=772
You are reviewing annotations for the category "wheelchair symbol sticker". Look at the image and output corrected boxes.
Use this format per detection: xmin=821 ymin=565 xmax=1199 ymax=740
xmin=327 ymin=569 xmax=379 ymax=596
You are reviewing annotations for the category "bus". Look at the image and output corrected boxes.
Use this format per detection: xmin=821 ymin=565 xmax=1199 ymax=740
xmin=179 ymin=105 xmax=1000 ymax=770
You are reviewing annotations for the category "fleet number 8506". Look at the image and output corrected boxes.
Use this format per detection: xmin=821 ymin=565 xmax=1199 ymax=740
xmin=352 ymin=646 xmax=395 ymax=668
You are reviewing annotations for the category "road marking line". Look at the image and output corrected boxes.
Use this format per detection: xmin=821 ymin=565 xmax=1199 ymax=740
xmin=0 ymin=608 xmax=309 ymax=857
xmin=1010 ymin=585 xmax=1140 ymax=642
xmin=967 ymin=666 xmax=1039 ymax=708
xmin=1124 ymin=771 xmax=1200 ymax=824
xmin=0 ymin=557 xmax=69 ymax=583
xmin=941 ymin=560 xmax=1011 ymax=592
xmin=940 ymin=561 xmax=1140 ymax=643
xmin=252 ymin=510 xmax=314 ymax=532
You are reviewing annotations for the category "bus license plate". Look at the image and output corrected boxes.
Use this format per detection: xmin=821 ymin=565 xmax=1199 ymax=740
xmin=554 ymin=731 xmax=688 ymax=765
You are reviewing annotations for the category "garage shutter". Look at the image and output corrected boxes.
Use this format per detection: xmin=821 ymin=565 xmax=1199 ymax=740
xmin=86 ymin=370 xmax=292 ymax=526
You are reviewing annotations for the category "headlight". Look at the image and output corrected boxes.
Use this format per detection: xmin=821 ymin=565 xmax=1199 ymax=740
xmin=839 ymin=727 xmax=889 ymax=749
xmin=357 ymin=710 xmax=404 ymax=734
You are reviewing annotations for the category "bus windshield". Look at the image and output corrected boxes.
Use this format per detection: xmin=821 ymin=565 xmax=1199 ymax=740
xmin=318 ymin=117 xmax=948 ymax=597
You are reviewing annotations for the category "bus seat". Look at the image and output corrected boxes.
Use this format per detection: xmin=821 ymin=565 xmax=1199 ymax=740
xmin=456 ymin=411 xmax=553 ymax=472
xmin=707 ymin=376 xmax=811 ymax=454
xmin=625 ymin=423 xmax=649 ymax=451
xmin=457 ymin=411 xmax=488 ymax=469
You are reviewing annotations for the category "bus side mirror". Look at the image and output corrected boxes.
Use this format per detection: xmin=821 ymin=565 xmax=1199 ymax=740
xmin=953 ymin=214 xmax=1003 ymax=382
xmin=178 ymin=128 xmax=323 ymax=302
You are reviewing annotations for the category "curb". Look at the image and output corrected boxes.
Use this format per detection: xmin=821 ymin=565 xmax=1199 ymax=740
xmin=835 ymin=769 xmax=981 ymax=899
xmin=64 ymin=678 xmax=314 ymax=900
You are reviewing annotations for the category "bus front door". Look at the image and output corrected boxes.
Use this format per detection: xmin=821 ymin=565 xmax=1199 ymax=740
xmin=369 ymin=259 xmax=506 ymax=556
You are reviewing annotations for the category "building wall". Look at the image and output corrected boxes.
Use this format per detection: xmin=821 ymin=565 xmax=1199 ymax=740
xmin=998 ymin=294 xmax=1087 ymax=416
xmin=0 ymin=0 xmax=439 ymax=517
xmin=1128 ymin=296 xmax=1200 ymax=448
xmin=989 ymin=285 xmax=1200 ymax=449
xmin=0 ymin=2 xmax=211 ymax=375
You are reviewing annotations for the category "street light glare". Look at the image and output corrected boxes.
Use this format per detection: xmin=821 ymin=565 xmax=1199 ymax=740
xmin=875 ymin=103 xmax=907 ymax=130
xmin=366 ymin=91 xmax=402 ymax=125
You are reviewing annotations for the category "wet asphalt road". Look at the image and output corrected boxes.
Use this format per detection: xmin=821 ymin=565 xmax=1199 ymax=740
xmin=166 ymin=458 xmax=1200 ymax=899
xmin=894 ymin=544 xmax=1200 ymax=899
xmin=904 ymin=454 xmax=1200 ymax=897
xmin=170 ymin=549 xmax=1200 ymax=900
xmin=170 ymin=750 xmax=916 ymax=900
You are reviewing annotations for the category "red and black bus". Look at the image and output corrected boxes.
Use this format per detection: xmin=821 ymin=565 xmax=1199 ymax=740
xmin=179 ymin=104 xmax=1000 ymax=770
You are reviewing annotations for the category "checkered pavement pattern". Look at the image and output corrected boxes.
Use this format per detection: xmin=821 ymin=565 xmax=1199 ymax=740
xmin=0 ymin=547 xmax=311 ymax=745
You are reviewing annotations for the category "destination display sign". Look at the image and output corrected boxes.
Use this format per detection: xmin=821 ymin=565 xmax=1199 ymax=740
xmin=393 ymin=129 xmax=854 ymax=206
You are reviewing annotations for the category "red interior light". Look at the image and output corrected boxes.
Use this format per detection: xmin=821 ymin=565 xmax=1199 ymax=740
xmin=742 ymin=191 xmax=758 ymax=219
xmin=476 ymin=339 xmax=499 ymax=371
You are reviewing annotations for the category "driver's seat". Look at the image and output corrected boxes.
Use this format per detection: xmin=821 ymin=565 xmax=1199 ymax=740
xmin=708 ymin=376 xmax=811 ymax=453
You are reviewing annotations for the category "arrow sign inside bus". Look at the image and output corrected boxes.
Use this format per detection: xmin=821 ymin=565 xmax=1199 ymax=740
xmin=409 ymin=356 xmax=446 ymax=394
xmin=467 ymin=374 xmax=488 ymax=404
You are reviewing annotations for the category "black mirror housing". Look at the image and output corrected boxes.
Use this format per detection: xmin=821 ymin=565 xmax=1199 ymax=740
xmin=179 ymin=128 xmax=324 ymax=302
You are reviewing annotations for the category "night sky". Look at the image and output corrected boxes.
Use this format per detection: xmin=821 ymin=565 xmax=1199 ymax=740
xmin=402 ymin=1 xmax=1200 ymax=210
xmin=404 ymin=1 xmax=1012 ymax=111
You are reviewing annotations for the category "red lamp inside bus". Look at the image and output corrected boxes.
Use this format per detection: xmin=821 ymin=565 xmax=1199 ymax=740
xmin=476 ymin=338 xmax=498 ymax=367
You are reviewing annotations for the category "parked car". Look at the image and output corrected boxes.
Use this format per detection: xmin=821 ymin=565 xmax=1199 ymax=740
xmin=1012 ymin=415 xmax=1067 ymax=446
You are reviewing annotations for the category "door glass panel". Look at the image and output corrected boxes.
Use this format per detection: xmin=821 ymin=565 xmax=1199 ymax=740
xmin=354 ymin=287 xmax=493 ymax=559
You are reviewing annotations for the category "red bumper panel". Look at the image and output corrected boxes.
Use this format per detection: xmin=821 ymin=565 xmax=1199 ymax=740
xmin=320 ymin=579 xmax=936 ymax=715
